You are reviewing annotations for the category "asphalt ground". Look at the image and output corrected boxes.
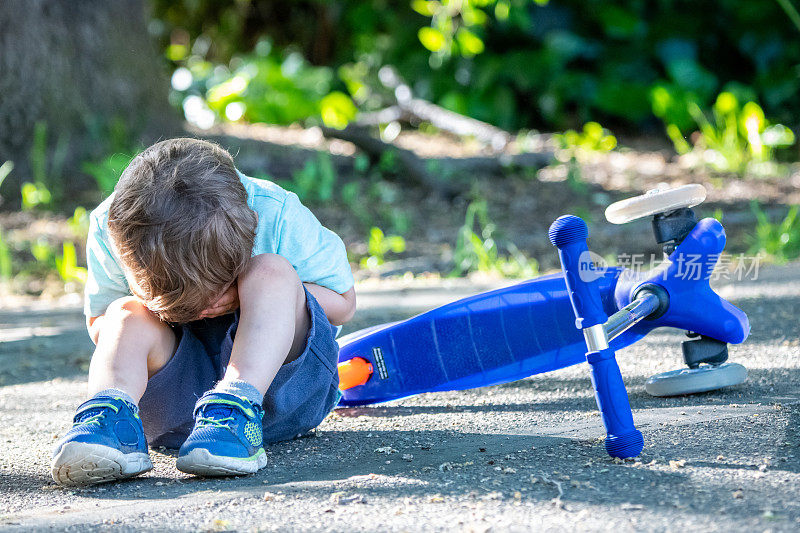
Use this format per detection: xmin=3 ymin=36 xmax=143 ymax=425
xmin=0 ymin=264 xmax=799 ymax=532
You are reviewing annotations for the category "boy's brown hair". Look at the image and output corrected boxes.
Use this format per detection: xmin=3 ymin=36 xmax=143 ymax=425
xmin=108 ymin=138 xmax=257 ymax=323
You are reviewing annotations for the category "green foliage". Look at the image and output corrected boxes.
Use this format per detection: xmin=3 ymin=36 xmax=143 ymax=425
xmin=0 ymin=228 xmax=89 ymax=288
xmin=654 ymin=91 xmax=796 ymax=173
xmin=82 ymin=153 xmax=133 ymax=196
xmin=337 ymin=154 xmax=411 ymax=235
xmin=29 ymin=121 xmax=68 ymax=205
xmin=275 ymin=153 xmax=337 ymax=203
xmin=55 ymin=242 xmax=88 ymax=284
xmin=413 ymin=0 xmax=508 ymax=60
xmin=0 ymin=231 xmax=12 ymax=280
xmin=29 ymin=238 xmax=54 ymax=265
xmin=360 ymin=227 xmax=406 ymax=269
xmin=0 ymin=205 xmax=92 ymax=289
xmin=555 ymin=122 xmax=617 ymax=161
xmin=173 ymin=42 xmax=357 ymax=128
xmin=340 ymin=181 xmax=370 ymax=226
xmin=152 ymin=0 xmax=800 ymax=134
xmin=67 ymin=207 xmax=91 ymax=239
xmin=451 ymin=199 xmax=538 ymax=278
xmin=748 ymin=202 xmax=800 ymax=263
xmin=20 ymin=182 xmax=52 ymax=211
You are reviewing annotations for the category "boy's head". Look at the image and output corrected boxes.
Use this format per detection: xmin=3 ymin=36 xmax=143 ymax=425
xmin=108 ymin=138 xmax=257 ymax=323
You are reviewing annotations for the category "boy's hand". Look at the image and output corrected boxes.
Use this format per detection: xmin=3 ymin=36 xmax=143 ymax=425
xmin=199 ymin=284 xmax=240 ymax=319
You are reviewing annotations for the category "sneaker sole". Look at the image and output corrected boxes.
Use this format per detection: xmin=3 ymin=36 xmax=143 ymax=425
xmin=51 ymin=442 xmax=153 ymax=487
xmin=176 ymin=447 xmax=267 ymax=476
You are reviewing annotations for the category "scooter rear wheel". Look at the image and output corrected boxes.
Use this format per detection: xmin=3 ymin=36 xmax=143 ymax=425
xmin=605 ymin=184 xmax=706 ymax=224
xmin=645 ymin=362 xmax=747 ymax=397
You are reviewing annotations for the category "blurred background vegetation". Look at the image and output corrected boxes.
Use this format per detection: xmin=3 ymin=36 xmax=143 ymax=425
xmin=0 ymin=0 xmax=798 ymax=297
xmin=152 ymin=0 xmax=800 ymax=133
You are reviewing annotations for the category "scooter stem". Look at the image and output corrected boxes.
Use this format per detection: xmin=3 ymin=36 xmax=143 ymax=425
xmin=549 ymin=215 xmax=644 ymax=458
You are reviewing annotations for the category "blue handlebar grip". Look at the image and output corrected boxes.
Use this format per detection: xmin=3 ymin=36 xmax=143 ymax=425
xmin=548 ymin=215 xmax=608 ymax=329
xmin=586 ymin=348 xmax=644 ymax=458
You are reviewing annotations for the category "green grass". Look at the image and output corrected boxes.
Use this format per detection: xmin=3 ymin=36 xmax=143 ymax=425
xmin=748 ymin=201 xmax=800 ymax=263
xmin=360 ymin=227 xmax=406 ymax=270
xmin=450 ymin=199 xmax=538 ymax=278
xmin=653 ymin=91 xmax=796 ymax=175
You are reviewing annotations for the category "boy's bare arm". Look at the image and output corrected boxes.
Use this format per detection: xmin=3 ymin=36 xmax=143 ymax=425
xmin=303 ymin=284 xmax=356 ymax=326
xmin=198 ymin=281 xmax=356 ymax=326
xmin=88 ymin=315 xmax=104 ymax=345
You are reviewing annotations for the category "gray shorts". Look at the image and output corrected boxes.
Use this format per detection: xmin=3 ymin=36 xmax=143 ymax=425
xmin=139 ymin=288 xmax=341 ymax=449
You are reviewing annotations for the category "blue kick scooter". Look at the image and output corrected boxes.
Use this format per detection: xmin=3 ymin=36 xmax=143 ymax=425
xmin=336 ymin=185 xmax=750 ymax=458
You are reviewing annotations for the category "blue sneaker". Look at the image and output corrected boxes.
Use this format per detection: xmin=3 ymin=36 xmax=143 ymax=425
xmin=51 ymin=396 xmax=152 ymax=486
xmin=176 ymin=391 xmax=267 ymax=476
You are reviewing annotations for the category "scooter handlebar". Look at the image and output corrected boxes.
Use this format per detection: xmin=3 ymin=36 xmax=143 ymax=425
xmin=549 ymin=215 xmax=643 ymax=459
xmin=548 ymin=215 xmax=608 ymax=329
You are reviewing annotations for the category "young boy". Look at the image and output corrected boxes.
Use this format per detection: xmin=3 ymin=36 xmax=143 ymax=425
xmin=51 ymin=138 xmax=355 ymax=486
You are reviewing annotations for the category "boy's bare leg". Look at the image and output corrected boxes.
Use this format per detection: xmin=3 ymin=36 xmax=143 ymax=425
xmin=52 ymin=297 xmax=173 ymax=486
xmin=175 ymin=254 xmax=307 ymax=476
xmin=87 ymin=297 xmax=177 ymax=402
xmin=223 ymin=253 xmax=309 ymax=395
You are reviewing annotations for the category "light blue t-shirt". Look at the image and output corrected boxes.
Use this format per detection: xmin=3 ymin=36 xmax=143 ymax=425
xmin=84 ymin=173 xmax=354 ymax=318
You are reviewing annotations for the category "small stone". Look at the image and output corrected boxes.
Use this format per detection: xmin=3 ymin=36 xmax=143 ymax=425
xmin=732 ymin=490 xmax=744 ymax=499
xmin=209 ymin=519 xmax=230 ymax=530
xmin=402 ymin=454 xmax=413 ymax=462
xmin=669 ymin=459 xmax=686 ymax=469
xmin=330 ymin=492 xmax=366 ymax=505
xmin=621 ymin=503 xmax=645 ymax=511
xmin=374 ymin=446 xmax=397 ymax=455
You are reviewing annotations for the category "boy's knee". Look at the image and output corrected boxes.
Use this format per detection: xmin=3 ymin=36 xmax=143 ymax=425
xmin=240 ymin=253 xmax=299 ymax=288
xmin=105 ymin=296 xmax=163 ymax=330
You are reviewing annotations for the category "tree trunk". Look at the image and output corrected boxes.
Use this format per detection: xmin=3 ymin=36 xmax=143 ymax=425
xmin=0 ymin=0 xmax=180 ymax=204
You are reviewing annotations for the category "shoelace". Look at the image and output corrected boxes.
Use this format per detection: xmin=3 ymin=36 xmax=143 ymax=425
xmin=196 ymin=400 xmax=237 ymax=430
xmin=73 ymin=402 xmax=119 ymax=427
xmin=195 ymin=397 xmax=256 ymax=431
xmin=196 ymin=415 xmax=235 ymax=429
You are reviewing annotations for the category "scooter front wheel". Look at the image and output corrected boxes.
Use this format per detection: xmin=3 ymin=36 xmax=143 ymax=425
xmin=645 ymin=362 xmax=747 ymax=397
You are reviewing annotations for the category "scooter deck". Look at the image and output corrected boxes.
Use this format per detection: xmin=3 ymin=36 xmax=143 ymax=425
xmin=337 ymin=268 xmax=641 ymax=406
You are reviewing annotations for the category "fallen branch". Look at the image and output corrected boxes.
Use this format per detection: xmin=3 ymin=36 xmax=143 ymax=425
xmin=440 ymin=152 xmax=554 ymax=174
xmin=320 ymin=125 xmax=455 ymax=196
xmin=374 ymin=66 xmax=512 ymax=151
xmin=322 ymin=124 xmax=554 ymax=196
